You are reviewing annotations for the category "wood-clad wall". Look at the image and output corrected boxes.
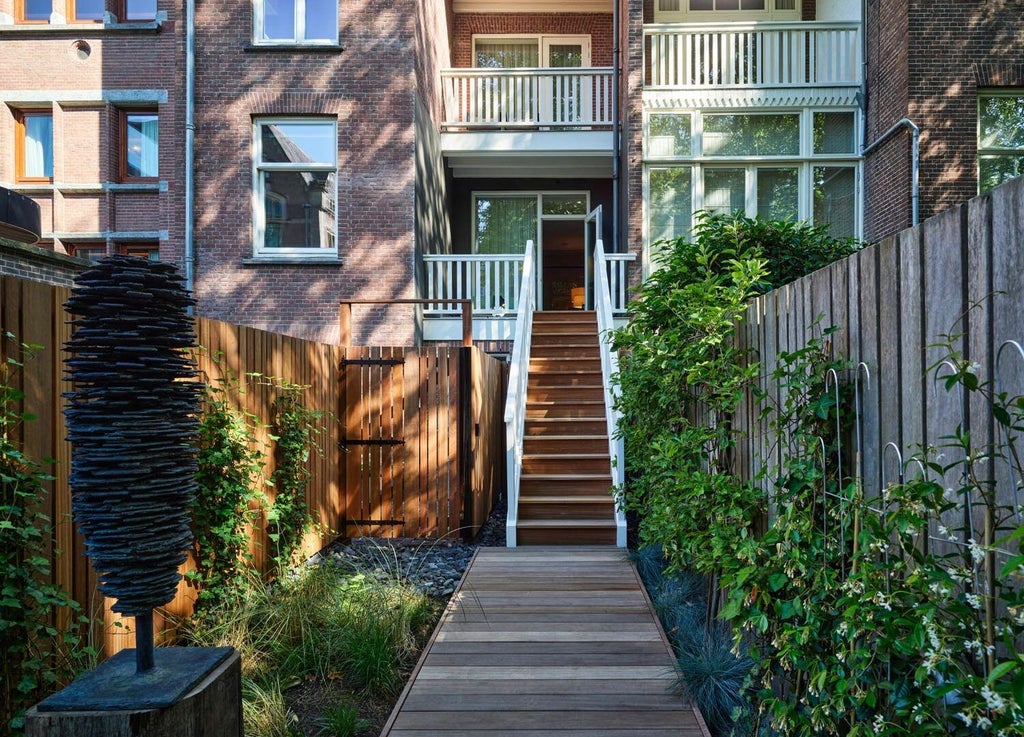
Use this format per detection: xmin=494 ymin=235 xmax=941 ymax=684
xmin=734 ymin=177 xmax=1024 ymax=524
xmin=0 ymin=278 xmax=506 ymax=657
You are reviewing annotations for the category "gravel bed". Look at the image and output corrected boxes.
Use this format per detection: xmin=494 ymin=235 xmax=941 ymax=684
xmin=310 ymin=498 xmax=507 ymax=598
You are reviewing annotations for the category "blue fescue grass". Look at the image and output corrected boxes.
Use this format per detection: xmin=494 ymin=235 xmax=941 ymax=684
xmin=632 ymin=546 xmax=754 ymax=737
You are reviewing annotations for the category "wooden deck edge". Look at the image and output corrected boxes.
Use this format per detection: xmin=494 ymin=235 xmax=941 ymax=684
xmin=378 ymin=548 xmax=481 ymax=737
xmin=623 ymin=551 xmax=714 ymax=737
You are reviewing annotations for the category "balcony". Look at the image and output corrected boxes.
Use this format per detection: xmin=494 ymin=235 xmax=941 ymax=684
xmin=441 ymin=67 xmax=615 ymax=129
xmin=422 ymin=251 xmax=634 ymax=342
xmin=645 ymin=22 xmax=859 ymax=89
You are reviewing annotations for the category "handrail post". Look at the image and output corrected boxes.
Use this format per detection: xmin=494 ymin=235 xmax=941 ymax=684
xmin=461 ymin=301 xmax=473 ymax=347
xmin=339 ymin=302 xmax=352 ymax=347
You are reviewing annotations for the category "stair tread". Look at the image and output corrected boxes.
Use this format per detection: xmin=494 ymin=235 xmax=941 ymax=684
xmin=520 ymin=494 xmax=614 ymax=502
xmin=517 ymin=518 xmax=617 ymax=528
xmin=527 ymin=399 xmax=605 ymax=405
xmin=521 ymin=473 xmax=612 ymax=480
xmin=522 ymin=453 xmax=610 ymax=459
xmin=528 ymin=417 xmax=606 ymax=423
xmin=524 ymin=434 xmax=608 ymax=440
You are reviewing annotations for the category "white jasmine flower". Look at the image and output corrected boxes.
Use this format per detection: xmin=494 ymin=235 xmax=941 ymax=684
xmin=968 ymin=538 xmax=986 ymax=564
xmin=965 ymin=593 xmax=983 ymax=610
xmin=981 ymin=685 xmax=1005 ymax=712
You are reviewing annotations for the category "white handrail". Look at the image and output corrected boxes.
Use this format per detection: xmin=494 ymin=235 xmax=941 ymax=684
xmin=441 ymin=67 xmax=615 ymax=129
xmin=503 ymin=240 xmax=536 ymax=548
xmin=645 ymin=21 xmax=860 ymax=88
xmin=588 ymin=210 xmax=627 ymax=547
xmin=423 ymin=253 xmax=526 ymax=315
xmin=603 ymin=253 xmax=636 ymax=315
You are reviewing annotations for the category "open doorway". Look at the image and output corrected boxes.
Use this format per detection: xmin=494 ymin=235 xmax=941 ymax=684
xmin=541 ymin=220 xmax=586 ymax=310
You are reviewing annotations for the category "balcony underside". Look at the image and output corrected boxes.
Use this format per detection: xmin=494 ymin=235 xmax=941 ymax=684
xmin=643 ymin=84 xmax=860 ymax=110
xmin=442 ymin=131 xmax=613 ymax=178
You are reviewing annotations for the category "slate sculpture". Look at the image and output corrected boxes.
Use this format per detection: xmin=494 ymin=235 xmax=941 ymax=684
xmin=64 ymin=256 xmax=201 ymax=673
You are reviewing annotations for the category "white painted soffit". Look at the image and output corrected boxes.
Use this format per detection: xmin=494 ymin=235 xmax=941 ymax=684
xmin=643 ymin=86 xmax=860 ymax=110
xmin=441 ymin=129 xmax=613 ymax=178
xmin=443 ymin=152 xmax=613 ymax=178
xmin=454 ymin=0 xmax=612 ymax=12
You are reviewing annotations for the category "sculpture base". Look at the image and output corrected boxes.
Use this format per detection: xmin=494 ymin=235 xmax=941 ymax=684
xmin=26 ymin=647 xmax=241 ymax=737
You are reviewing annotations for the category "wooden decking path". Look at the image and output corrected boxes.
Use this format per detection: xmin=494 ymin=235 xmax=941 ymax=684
xmin=380 ymin=546 xmax=710 ymax=736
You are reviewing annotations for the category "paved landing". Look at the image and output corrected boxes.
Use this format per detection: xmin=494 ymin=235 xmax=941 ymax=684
xmin=380 ymin=546 xmax=710 ymax=737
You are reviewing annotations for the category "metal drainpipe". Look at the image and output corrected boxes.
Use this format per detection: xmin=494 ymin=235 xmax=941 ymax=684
xmin=859 ymin=0 xmax=868 ymax=239
xmin=862 ymin=117 xmax=920 ymax=227
xmin=184 ymin=0 xmax=196 ymax=300
xmin=611 ymin=0 xmax=620 ymax=251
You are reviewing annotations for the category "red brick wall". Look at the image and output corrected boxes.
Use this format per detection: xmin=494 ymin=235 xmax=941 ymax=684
xmin=0 ymin=0 xmax=183 ymax=264
xmin=865 ymin=0 xmax=1024 ymax=241
xmin=451 ymin=13 xmax=614 ymax=68
xmin=192 ymin=0 xmax=418 ymax=346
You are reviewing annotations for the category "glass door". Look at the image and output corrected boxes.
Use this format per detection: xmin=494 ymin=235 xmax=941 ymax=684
xmin=541 ymin=37 xmax=590 ymax=125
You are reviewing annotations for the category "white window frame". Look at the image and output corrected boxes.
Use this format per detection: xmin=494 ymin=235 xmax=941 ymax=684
xmin=653 ymin=0 xmax=800 ymax=23
xmin=471 ymin=35 xmax=592 ymax=68
xmin=252 ymin=117 xmax=338 ymax=258
xmin=253 ymin=0 xmax=338 ymax=45
xmin=641 ymin=107 xmax=861 ymax=276
xmin=977 ymin=89 xmax=1024 ymax=195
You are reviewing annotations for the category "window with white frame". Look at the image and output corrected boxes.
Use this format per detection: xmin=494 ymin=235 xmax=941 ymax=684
xmin=978 ymin=91 xmax=1024 ymax=194
xmin=643 ymin=109 xmax=858 ymax=271
xmin=654 ymin=0 xmax=798 ymax=22
xmin=254 ymin=0 xmax=337 ymax=44
xmin=253 ymin=118 xmax=337 ymax=256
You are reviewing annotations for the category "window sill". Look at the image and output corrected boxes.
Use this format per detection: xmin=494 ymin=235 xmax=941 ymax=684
xmin=243 ymin=43 xmax=344 ymax=53
xmin=0 ymin=13 xmax=165 ymax=34
xmin=242 ymin=256 xmax=343 ymax=266
xmin=1 ymin=182 xmax=168 ymax=194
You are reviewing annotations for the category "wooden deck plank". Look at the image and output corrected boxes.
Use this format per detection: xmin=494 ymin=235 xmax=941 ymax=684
xmin=380 ymin=547 xmax=708 ymax=737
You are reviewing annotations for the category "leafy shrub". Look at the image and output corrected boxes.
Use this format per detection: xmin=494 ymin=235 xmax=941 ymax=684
xmin=665 ymin=212 xmax=860 ymax=294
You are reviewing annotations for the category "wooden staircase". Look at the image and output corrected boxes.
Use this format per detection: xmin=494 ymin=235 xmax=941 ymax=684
xmin=516 ymin=311 xmax=617 ymax=545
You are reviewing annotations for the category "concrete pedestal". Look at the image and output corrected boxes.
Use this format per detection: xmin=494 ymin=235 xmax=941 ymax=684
xmin=25 ymin=648 xmax=241 ymax=737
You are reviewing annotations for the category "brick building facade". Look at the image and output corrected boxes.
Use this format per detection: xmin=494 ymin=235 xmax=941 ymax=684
xmin=863 ymin=0 xmax=1024 ymax=241
xmin=0 ymin=0 xmax=182 ymax=265
xmin=3 ymin=0 xmax=1020 ymax=343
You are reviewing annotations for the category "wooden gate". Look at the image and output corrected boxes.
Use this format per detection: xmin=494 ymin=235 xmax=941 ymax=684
xmin=341 ymin=346 xmax=466 ymax=539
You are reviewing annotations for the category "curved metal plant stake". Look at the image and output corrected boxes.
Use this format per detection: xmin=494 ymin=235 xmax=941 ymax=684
xmin=64 ymin=255 xmax=201 ymax=675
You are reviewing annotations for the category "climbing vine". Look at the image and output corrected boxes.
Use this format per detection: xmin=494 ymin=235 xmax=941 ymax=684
xmin=268 ymin=383 xmax=322 ymax=573
xmin=0 ymin=336 xmax=93 ymax=735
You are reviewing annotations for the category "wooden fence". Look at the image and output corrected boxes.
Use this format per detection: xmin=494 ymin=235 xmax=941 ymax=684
xmin=734 ymin=176 xmax=1024 ymax=537
xmin=0 ymin=276 xmax=506 ymax=656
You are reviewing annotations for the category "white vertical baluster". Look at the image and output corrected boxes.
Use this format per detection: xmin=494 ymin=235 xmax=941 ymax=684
xmin=485 ymin=259 xmax=493 ymax=311
xmin=512 ymin=260 xmax=520 ymax=311
xmin=502 ymin=259 xmax=510 ymax=311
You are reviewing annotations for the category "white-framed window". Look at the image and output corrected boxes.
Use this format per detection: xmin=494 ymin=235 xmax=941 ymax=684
xmin=253 ymin=118 xmax=338 ymax=257
xmin=473 ymin=35 xmax=592 ymax=69
xmin=643 ymin=108 xmax=859 ymax=273
xmin=978 ymin=90 xmax=1024 ymax=194
xmin=654 ymin=0 xmax=798 ymax=22
xmin=254 ymin=0 xmax=337 ymax=44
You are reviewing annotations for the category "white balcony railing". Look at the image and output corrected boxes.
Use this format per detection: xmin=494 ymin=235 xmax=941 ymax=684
xmin=424 ymin=254 xmax=526 ymax=315
xmin=645 ymin=22 xmax=859 ymax=88
xmin=424 ymin=252 xmax=634 ymax=317
xmin=441 ymin=67 xmax=615 ymax=129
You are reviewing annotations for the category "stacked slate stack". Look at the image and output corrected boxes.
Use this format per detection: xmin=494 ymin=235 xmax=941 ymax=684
xmin=63 ymin=255 xmax=200 ymax=670
xmin=26 ymin=256 xmax=241 ymax=737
